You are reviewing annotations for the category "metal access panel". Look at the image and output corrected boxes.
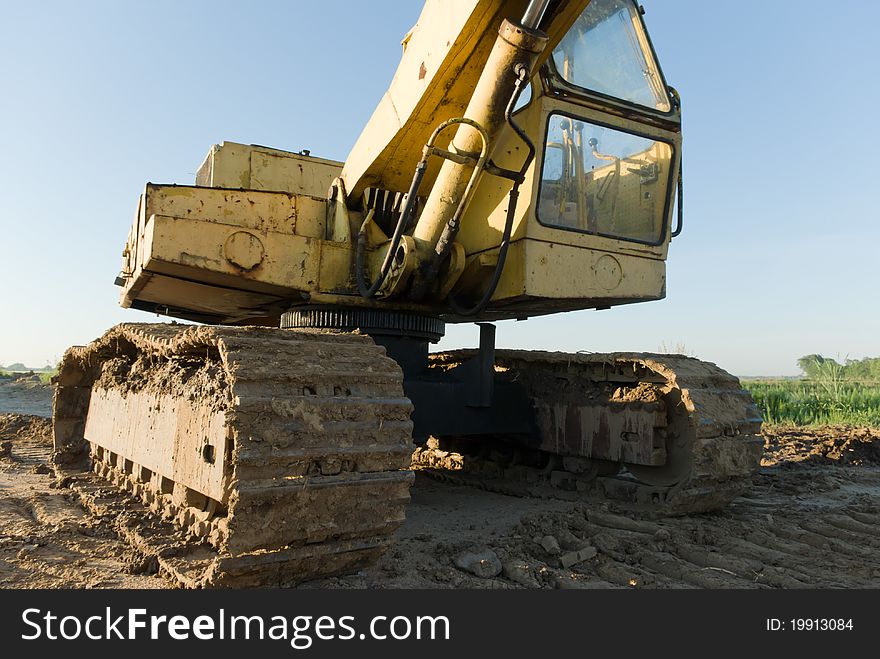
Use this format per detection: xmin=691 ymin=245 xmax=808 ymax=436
xmin=197 ymin=141 xmax=343 ymax=198
xmin=117 ymin=184 xmax=330 ymax=323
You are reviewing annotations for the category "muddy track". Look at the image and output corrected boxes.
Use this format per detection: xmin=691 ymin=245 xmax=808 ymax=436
xmin=49 ymin=332 xmax=764 ymax=587
xmin=52 ymin=324 xmax=414 ymax=587
xmin=415 ymin=350 xmax=764 ymax=515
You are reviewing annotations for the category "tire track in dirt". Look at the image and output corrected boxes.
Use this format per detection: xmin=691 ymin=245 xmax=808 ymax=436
xmin=0 ymin=414 xmax=165 ymax=588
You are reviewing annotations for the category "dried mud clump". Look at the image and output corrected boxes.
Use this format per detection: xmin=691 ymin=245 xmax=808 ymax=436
xmin=93 ymin=352 xmax=230 ymax=413
xmin=611 ymin=381 xmax=663 ymax=404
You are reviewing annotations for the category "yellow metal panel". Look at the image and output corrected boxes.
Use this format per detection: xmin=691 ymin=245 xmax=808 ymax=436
xmin=456 ymin=237 xmax=664 ymax=308
xmin=317 ymin=242 xmax=357 ymax=294
xmin=197 ymin=141 xmax=342 ymax=198
xmin=120 ymin=272 xmax=283 ymax=321
xmin=144 ymin=184 xmax=313 ymax=236
xmin=142 ymin=215 xmax=319 ymax=293
xmin=295 ymin=195 xmax=327 ymax=240
xmin=520 ymin=239 xmax=664 ymax=301
xmin=491 ymin=240 xmax=526 ymax=300
xmin=249 ymin=148 xmax=340 ymax=198
xmin=196 ymin=142 xmax=252 ymax=189
xmin=118 ymin=185 xmax=330 ymax=322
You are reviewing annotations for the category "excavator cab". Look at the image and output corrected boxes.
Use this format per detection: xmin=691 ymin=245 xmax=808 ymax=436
xmin=537 ymin=0 xmax=676 ymax=244
xmin=434 ymin=0 xmax=681 ymax=319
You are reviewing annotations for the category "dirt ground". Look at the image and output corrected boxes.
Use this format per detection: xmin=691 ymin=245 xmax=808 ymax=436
xmin=0 ymin=376 xmax=53 ymax=418
xmin=0 ymin=413 xmax=163 ymax=588
xmin=1 ymin=379 xmax=879 ymax=589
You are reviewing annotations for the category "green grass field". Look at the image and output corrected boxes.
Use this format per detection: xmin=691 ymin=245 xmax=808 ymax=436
xmin=741 ymin=355 xmax=880 ymax=428
xmin=742 ymin=379 xmax=880 ymax=427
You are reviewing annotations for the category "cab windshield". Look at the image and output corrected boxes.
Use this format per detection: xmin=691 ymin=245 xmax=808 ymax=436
xmin=537 ymin=114 xmax=673 ymax=244
xmin=551 ymin=0 xmax=670 ymax=112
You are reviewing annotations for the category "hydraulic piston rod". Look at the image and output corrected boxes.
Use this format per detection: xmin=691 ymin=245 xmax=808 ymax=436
xmin=411 ymin=15 xmax=548 ymax=288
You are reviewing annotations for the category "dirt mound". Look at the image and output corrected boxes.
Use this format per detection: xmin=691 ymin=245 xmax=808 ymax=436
xmin=0 ymin=414 xmax=52 ymax=459
xmin=0 ymin=414 xmax=52 ymax=444
xmin=762 ymin=425 xmax=880 ymax=467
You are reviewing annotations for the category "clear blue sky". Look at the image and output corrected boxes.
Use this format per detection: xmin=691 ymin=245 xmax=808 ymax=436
xmin=1 ymin=1 xmax=877 ymax=376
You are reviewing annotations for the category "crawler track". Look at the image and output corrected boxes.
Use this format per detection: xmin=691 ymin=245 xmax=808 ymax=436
xmin=413 ymin=351 xmax=764 ymax=514
xmin=53 ymin=324 xmax=414 ymax=587
xmin=51 ymin=326 xmax=762 ymax=586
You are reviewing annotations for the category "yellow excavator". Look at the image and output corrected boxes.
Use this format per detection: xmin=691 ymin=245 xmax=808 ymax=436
xmin=52 ymin=0 xmax=763 ymax=586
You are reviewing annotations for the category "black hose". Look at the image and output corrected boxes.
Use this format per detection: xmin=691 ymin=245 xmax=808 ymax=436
xmin=449 ymin=64 xmax=535 ymax=316
xmin=671 ymin=158 xmax=683 ymax=238
xmin=448 ymin=183 xmax=521 ymax=316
